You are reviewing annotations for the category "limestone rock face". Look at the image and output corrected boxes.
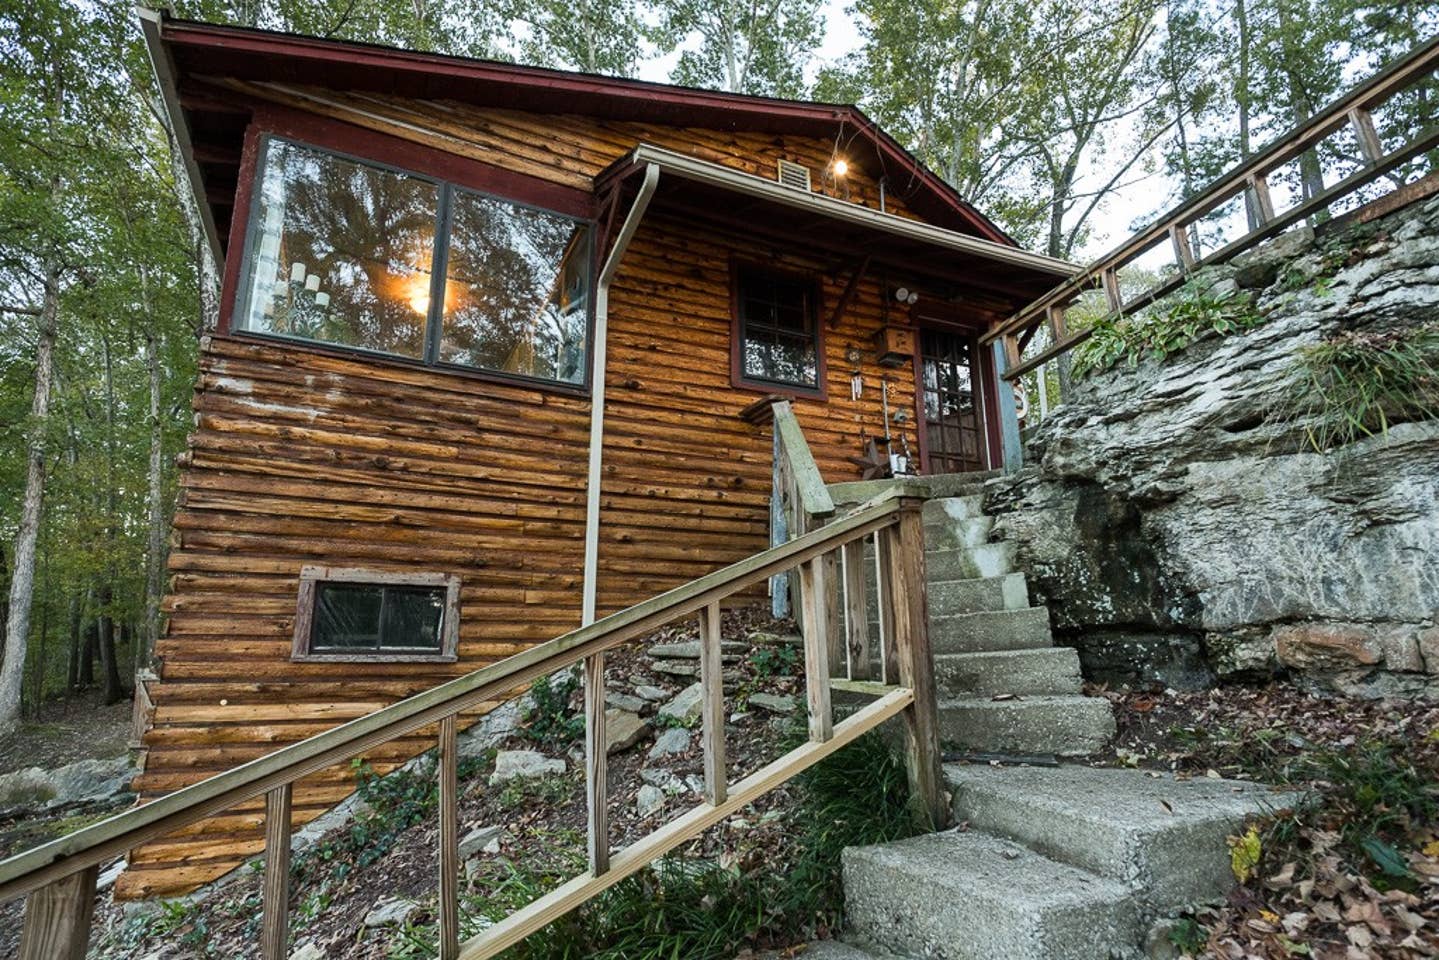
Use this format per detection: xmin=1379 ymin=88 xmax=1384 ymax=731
xmin=989 ymin=197 xmax=1439 ymax=695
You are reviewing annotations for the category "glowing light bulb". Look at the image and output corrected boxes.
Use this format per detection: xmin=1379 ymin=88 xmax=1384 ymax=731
xmin=833 ymin=159 xmax=849 ymax=177
xmin=409 ymin=291 xmax=431 ymax=315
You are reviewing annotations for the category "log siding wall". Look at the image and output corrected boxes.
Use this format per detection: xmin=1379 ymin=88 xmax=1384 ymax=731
xmin=124 ymin=95 xmax=929 ymax=898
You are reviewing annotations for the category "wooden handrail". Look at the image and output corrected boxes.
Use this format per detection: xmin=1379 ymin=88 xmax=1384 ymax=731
xmin=987 ymin=34 xmax=1439 ymax=382
xmin=772 ymin=398 xmax=836 ymax=526
xmin=5 ymin=492 xmax=945 ymax=960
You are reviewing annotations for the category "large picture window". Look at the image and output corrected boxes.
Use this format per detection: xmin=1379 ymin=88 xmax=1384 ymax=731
xmin=734 ymin=265 xmax=823 ymax=393
xmin=236 ymin=136 xmax=592 ymax=387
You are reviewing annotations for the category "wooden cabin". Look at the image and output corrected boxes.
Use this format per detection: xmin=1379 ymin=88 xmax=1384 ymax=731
xmin=128 ymin=12 xmax=1075 ymax=899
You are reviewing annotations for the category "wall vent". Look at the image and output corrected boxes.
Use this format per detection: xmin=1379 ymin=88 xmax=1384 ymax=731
xmin=776 ymin=159 xmax=813 ymax=191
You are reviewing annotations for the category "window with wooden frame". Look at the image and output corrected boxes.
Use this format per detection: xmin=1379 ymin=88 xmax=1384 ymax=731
xmin=292 ymin=567 xmax=460 ymax=662
xmin=234 ymin=135 xmax=594 ymax=387
xmin=732 ymin=264 xmax=825 ymax=395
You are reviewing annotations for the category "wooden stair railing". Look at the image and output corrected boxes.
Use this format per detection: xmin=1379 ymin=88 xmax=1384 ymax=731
xmin=988 ymin=34 xmax=1439 ymax=383
xmin=0 ymin=493 xmax=945 ymax=960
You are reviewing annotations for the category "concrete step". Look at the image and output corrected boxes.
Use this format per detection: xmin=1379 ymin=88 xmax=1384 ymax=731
xmin=946 ymin=764 xmax=1280 ymax=915
xmin=923 ymin=517 xmax=992 ymax=552
xmin=934 ymin=648 xmax=1083 ymax=697
xmin=922 ymin=494 xmax=986 ymax=524
xmin=843 ymin=829 xmax=1140 ymax=960
xmin=930 ymin=607 xmax=1052 ymax=653
xmin=938 ymin=695 xmax=1116 ymax=757
xmin=925 ymin=542 xmax=1015 ymax=581
xmin=927 ymin=573 xmax=1029 ymax=614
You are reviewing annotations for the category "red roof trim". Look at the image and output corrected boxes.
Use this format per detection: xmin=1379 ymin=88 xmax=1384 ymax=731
xmin=158 ymin=16 xmax=1014 ymax=245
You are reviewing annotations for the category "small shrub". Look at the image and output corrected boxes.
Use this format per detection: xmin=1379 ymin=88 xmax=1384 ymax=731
xmin=1071 ymin=279 xmax=1265 ymax=379
xmin=1286 ymin=324 xmax=1439 ymax=451
xmin=522 ymin=672 xmax=584 ymax=747
xmin=747 ymin=644 xmax=800 ymax=678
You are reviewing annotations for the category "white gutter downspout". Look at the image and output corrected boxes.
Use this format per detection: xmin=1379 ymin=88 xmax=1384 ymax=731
xmin=582 ymin=163 xmax=660 ymax=626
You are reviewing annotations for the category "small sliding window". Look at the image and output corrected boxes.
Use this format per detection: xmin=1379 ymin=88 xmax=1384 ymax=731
xmin=236 ymin=136 xmax=593 ymax=388
xmin=292 ymin=567 xmax=460 ymax=662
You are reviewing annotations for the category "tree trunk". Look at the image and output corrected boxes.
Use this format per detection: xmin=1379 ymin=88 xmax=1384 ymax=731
xmin=79 ymin=613 xmax=96 ymax=689
xmin=96 ymin=586 xmax=124 ymax=706
xmin=0 ymin=265 xmax=60 ymax=729
xmin=65 ymin=595 xmax=81 ymax=693
xmin=143 ymin=316 xmax=165 ymax=668
xmin=1236 ymin=0 xmax=1259 ymax=230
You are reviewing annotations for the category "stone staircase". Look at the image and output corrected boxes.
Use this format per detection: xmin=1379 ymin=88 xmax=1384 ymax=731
xmin=835 ymin=764 xmax=1279 ymax=959
xmin=766 ymin=764 xmax=1280 ymax=960
xmin=798 ymin=474 xmax=1282 ymax=959
xmin=830 ymin=473 xmax=1115 ymax=758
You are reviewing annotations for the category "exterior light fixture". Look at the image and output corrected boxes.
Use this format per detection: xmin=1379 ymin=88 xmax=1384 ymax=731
xmin=832 ymin=158 xmax=849 ymax=177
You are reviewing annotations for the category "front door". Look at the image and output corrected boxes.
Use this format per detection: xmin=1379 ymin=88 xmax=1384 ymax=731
xmin=918 ymin=328 xmax=989 ymax=474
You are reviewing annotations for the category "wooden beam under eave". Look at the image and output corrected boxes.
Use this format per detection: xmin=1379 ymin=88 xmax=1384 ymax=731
xmin=827 ymin=255 xmax=871 ymax=329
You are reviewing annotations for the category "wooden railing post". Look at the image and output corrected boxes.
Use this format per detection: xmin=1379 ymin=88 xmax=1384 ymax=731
xmin=261 ymin=783 xmax=293 ymax=960
xmin=697 ymin=602 xmax=727 ymax=805
xmin=841 ymin=539 xmax=871 ymax=680
xmin=584 ymin=655 xmax=609 ymax=875
xmin=873 ymin=530 xmax=898 ymax=684
xmin=822 ymin=549 xmax=842 ymax=674
xmin=883 ymin=498 xmax=947 ymax=831
xmin=438 ymin=715 xmax=460 ymax=960
xmin=18 ymin=866 xmax=96 ymax=960
xmin=798 ymin=556 xmax=834 ymax=742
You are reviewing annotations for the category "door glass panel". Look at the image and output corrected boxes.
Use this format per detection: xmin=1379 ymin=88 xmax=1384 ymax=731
xmin=920 ymin=330 xmax=987 ymax=474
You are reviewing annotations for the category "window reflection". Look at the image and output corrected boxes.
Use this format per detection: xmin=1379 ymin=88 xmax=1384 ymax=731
xmin=235 ymin=136 xmax=593 ymax=387
xmin=738 ymin=268 xmax=820 ymax=389
xmin=239 ymin=139 xmax=437 ymax=358
xmin=439 ymin=190 xmax=591 ymax=384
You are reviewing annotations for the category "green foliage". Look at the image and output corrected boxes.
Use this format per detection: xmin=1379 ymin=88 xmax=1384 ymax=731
xmin=653 ymin=0 xmax=825 ymax=97
xmin=1167 ymin=916 xmax=1208 ymax=953
xmin=1070 ymin=280 xmax=1266 ymax=379
xmin=521 ymin=672 xmax=585 ymax=747
xmin=388 ymin=732 xmax=915 ymax=959
xmin=746 ymin=644 xmax=800 ymax=679
xmin=496 ymin=773 xmax=576 ymax=812
xmin=1286 ymin=325 xmax=1439 ymax=451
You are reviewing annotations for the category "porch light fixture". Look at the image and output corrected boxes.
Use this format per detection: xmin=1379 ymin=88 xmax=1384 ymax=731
xmin=832 ymin=158 xmax=849 ymax=177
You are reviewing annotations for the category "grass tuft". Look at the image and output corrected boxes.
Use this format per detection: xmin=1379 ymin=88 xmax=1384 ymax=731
xmin=1286 ymin=324 xmax=1439 ymax=451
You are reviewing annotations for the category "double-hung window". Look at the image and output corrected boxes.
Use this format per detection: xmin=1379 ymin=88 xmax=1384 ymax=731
xmin=236 ymin=136 xmax=593 ymax=387
xmin=734 ymin=265 xmax=823 ymax=393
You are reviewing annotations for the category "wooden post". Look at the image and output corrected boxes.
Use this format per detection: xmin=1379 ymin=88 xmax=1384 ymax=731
xmin=873 ymin=530 xmax=898 ymax=684
xmin=1045 ymin=304 xmax=1068 ymax=342
xmin=1001 ymin=332 xmax=1021 ymax=374
xmin=1348 ymin=107 xmax=1385 ymax=164
xmin=841 ymin=539 xmax=871 ymax=680
xmin=883 ymin=500 xmax=947 ymax=831
xmin=261 ymin=783 xmax=292 ymax=960
xmin=584 ymin=654 xmax=609 ymax=875
xmin=1101 ymin=267 xmax=1123 ymax=313
xmin=18 ymin=866 xmax=97 ymax=960
xmin=697 ymin=602 xmax=727 ymax=805
xmin=1246 ymin=173 xmax=1275 ymax=225
xmin=822 ymin=549 xmax=842 ymax=674
xmin=1169 ymin=223 xmax=1196 ymax=271
xmin=798 ymin=556 xmax=834 ymax=742
xmin=438 ymin=715 xmax=460 ymax=960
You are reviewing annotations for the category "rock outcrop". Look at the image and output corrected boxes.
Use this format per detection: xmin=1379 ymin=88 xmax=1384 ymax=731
xmin=988 ymin=195 xmax=1439 ymax=696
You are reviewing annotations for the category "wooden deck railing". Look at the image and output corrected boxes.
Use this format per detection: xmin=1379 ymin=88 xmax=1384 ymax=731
xmin=988 ymin=34 xmax=1439 ymax=384
xmin=0 ymin=493 xmax=944 ymax=960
